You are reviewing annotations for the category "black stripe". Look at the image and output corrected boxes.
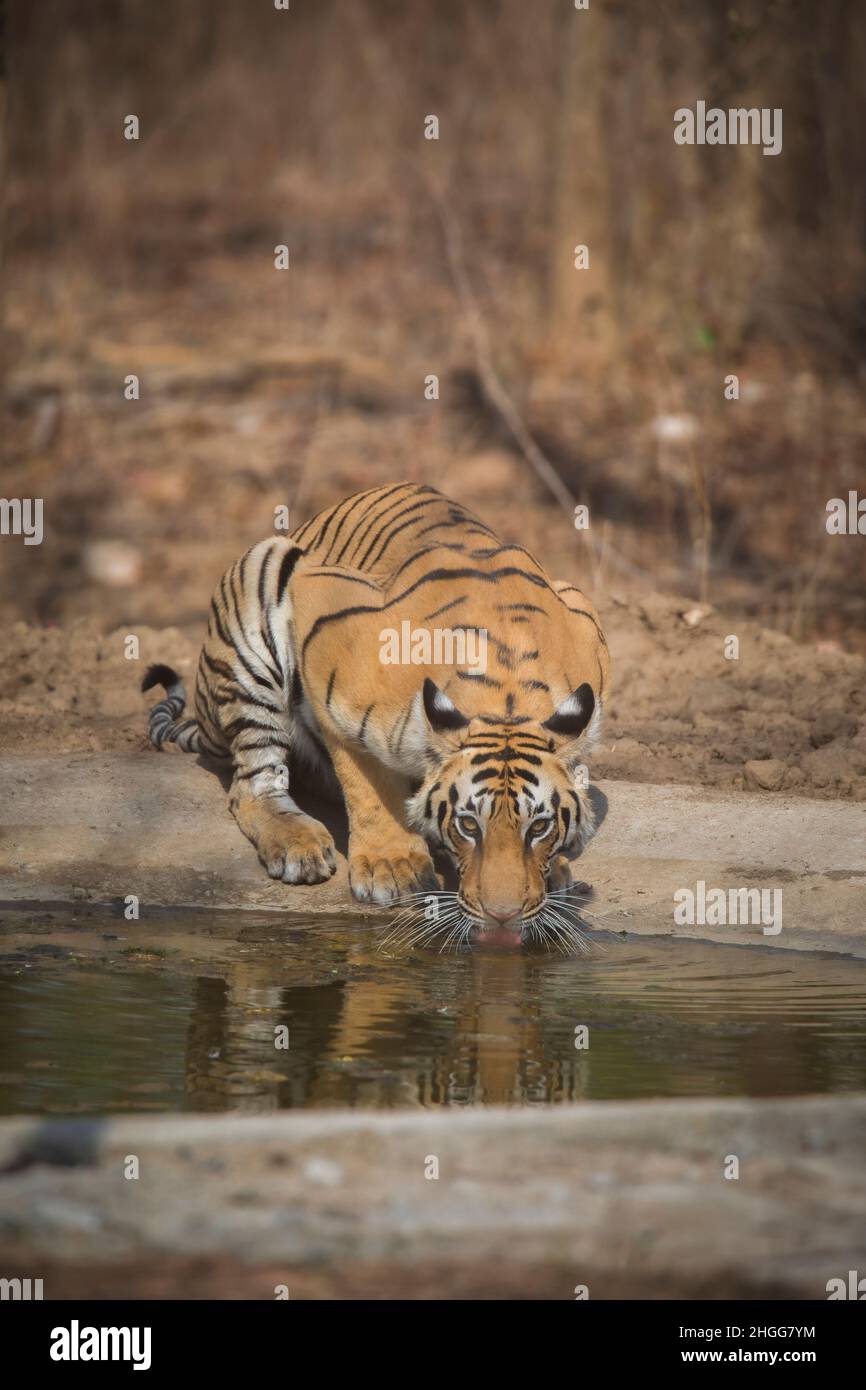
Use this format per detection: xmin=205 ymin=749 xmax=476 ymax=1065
xmin=202 ymin=631 xmax=273 ymax=695
xmin=201 ymin=650 xmax=239 ymax=683
xmin=489 ymin=640 xmax=517 ymax=670
xmin=388 ymin=542 xmax=466 ymax=584
xmin=325 ymin=484 xmax=409 ymax=561
xmin=360 ymin=497 xmax=443 ymax=570
xmin=260 ymin=610 xmax=284 ymax=684
xmin=306 ymin=570 xmax=380 ymax=588
xmin=223 ymin=716 xmax=283 ymax=740
xmin=358 ymin=704 xmax=374 ymax=743
xmin=301 ymin=566 xmax=551 ymax=656
xmin=276 ymin=546 xmax=303 ymax=605
xmin=257 ymin=543 xmax=277 ymax=612
xmin=455 ymin=670 xmax=501 ymax=687
xmin=221 ymin=574 xmax=283 ymax=689
xmin=236 ymin=737 xmax=291 ymax=753
xmin=234 ymin=763 xmax=279 ymax=781
xmin=351 ymin=493 xmax=437 ymax=570
xmin=292 ymin=495 xmax=344 ymax=546
xmin=212 ymin=688 xmax=282 ymax=714
xmin=325 ymin=669 xmax=337 ymax=707
xmin=424 ymin=596 xmax=466 ymax=621
xmin=415 ymin=518 xmax=472 ymax=539
xmin=314 ymin=493 xmax=362 ymax=551
xmin=470 ymin=544 xmax=536 ymax=562
xmin=392 ymin=703 xmax=414 ymax=753
xmin=332 ymin=484 xmax=422 ymax=566
xmin=471 ymin=750 xmax=542 ymax=767
xmin=553 ymin=589 xmax=607 ymax=642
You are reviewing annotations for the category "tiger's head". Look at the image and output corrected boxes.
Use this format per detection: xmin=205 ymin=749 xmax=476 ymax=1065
xmin=407 ymin=678 xmax=599 ymax=946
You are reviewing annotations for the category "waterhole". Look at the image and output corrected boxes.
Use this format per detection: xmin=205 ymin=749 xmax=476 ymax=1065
xmin=1 ymin=912 xmax=865 ymax=1114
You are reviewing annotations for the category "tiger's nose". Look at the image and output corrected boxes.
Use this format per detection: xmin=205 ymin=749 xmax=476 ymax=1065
xmin=483 ymin=905 xmax=521 ymax=928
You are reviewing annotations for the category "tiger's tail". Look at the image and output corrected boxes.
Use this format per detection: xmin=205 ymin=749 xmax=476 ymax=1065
xmin=141 ymin=664 xmax=202 ymax=752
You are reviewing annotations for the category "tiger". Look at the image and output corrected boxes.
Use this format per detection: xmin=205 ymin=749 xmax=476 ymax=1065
xmin=142 ymin=482 xmax=611 ymax=946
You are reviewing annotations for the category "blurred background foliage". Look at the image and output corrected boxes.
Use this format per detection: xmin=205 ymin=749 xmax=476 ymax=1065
xmin=2 ymin=0 xmax=865 ymax=647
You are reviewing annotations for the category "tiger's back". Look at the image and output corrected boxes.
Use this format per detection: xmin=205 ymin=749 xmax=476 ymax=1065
xmin=290 ymin=483 xmax=610 ymax=772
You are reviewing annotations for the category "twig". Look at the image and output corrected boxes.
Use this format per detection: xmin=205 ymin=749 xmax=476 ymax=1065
xmin=418 ymin=168 xmax=651 ymax=584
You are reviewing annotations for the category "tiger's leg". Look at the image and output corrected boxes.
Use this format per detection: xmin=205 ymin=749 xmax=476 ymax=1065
xmin=199 ymin=538 xmax=337 ymax=885
xmin=320 ymin=735 xmax=438 ymax=905
xmin=546 ymin=854 xmax=573 ymax=894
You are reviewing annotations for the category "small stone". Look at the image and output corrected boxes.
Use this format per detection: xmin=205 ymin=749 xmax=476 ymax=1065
xmin=743 ymin=759 xmax=786 ymax=791
xmin=303 ymin=1157 xmax=344 ymax=1187
xmin=82 ymin=540 xmax=142 ymax=588
xmin=681 ymin=605 xmax=712 ymax=628
xmin=651 ymin=412 xmax=698 ymax=443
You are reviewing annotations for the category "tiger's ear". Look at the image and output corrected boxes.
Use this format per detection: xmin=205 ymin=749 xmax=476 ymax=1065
xmin=543 ymin=683 xmax=595 ymax=741
xmin=422 ymin=678 xmax=469 ymax=733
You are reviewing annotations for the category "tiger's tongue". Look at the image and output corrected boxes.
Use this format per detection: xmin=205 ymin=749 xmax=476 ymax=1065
xmin=475 ymin=925 xmax=523 ymax=949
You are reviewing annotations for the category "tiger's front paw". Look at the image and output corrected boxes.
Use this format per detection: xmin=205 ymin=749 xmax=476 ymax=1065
xmin=546 ymin=854 xmax=573 ymax=894
xmin=255 ymin=812 xmax=337 ymax=885
xmin=348 ymin=836 xmax=439 ymax=906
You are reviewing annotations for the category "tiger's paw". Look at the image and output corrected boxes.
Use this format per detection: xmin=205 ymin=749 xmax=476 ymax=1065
xmin=255 ymin=813 xmax=338 ymax=885
xmin=348 ymin=837 xmax=439 ymax=906
xmin=546 ymin=854 xmax=573 ymax=895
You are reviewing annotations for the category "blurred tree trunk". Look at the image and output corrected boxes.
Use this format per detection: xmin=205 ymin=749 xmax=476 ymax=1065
xmin=0 ymin=0 xmax=6 ymax=400
xmin=546 ymin=4 xmax=613 ymax=358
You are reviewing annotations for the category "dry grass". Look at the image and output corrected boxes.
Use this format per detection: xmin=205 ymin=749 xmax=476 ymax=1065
xmin=3 ymin=0 xmax=865 ymax=649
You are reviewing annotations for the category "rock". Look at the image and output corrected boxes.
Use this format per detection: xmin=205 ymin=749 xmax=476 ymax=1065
xmin=744 ymin=759 xmax=786 ymax=792
xmin=82 ymin=541 xmax=142 ymax=588
xmin=0 ymin=1098 xmax=865 ymax=1299
xmin=681 ymin=605 xmax=713 ymax=628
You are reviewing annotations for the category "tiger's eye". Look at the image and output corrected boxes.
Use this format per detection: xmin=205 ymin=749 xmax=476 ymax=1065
xmin=458 ymin=815 xmax=479 ymax=836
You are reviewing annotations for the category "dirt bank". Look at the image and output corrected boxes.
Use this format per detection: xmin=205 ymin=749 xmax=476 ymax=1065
xmin=2 ymin=587 xmax=864 ymax=800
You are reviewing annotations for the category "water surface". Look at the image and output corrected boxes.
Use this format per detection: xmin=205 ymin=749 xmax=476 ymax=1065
xmin=1 ymin=916 xmax=865 ymax=1114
